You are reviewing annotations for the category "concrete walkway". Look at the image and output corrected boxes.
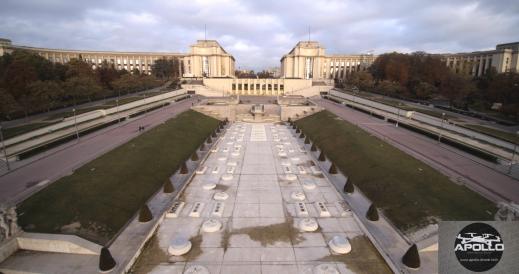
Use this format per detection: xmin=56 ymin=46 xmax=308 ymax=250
xmin=131 ymin=122 xmax=392 ymax=274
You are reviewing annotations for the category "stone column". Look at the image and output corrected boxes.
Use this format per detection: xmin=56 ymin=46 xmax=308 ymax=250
xmin=478 ymin=57 xmax=484 ymax=77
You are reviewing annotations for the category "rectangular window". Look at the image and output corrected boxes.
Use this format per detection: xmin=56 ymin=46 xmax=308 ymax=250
xmin=256 ymin=84 xmax=260 ymax=90
xmin=202 ymin=56 xmax=209 ymax=76
xmin=232 ymin=84 xmax=236 ymax=91
xmin=280 ymin=84 xmax=284 ymax=91
xmin=305 ymin=57 xmax=313 ymax=79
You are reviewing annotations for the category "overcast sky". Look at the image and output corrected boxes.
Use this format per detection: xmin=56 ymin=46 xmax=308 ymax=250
xmin=1 ymin=0 xmax=518 ymax=71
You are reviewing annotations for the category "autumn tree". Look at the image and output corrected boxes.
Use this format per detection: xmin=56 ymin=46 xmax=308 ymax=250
xmin=346 ymin=71 xmax=374 ymax=90
xmin=28 ymin=80 xmax=64 ymax=111
xmin=96 ymin=61 xmax=119 ymax=90
xmin=152 ymin=57 xmax=180 ymax=79
xmin=0 ymin=88 xmax=21 ymax=119
xmin=63 ymin=76 xmax=102 ymax=104
xmin=439 ymin=73 xmax=475 ymax=108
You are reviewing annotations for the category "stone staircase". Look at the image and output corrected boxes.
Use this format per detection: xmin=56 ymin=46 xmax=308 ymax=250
xmin=236 ymin=113 xmax=281 ymax=123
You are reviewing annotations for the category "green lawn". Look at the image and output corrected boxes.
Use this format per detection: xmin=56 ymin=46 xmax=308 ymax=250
xmin=3 ymin=122 xmax=58 ymax=140
xmin=296 ymin=111 xmax=497 ymax=232
xmin=17 ymin=110 xmax=218 ymax=244
xmin=461 ymin=124 xmax=519 ymax=144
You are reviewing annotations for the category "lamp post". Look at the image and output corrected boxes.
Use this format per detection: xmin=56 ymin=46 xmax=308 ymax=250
xmin=0 ymin=124 xmax=10 ymax=171
xmin=508 ymin=131 xmax=519 ymax=174
xmin=396 ymin=103 xmax=402 ymax=127
xmin=116 ymin=98 xmax=120 ymax=123
xmin=72 ymin=108 xmax=79 ymax=141
xmin=438 ymin=113 xmax=446 ymax=143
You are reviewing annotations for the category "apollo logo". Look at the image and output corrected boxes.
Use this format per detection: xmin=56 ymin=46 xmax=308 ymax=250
xmin=455 ymin=232 xmax=504 ymax=252
xmin=454 ymin=223 xmax=504 ymax=272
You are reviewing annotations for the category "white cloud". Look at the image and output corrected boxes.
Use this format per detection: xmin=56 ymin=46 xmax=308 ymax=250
xmin=0 ymin=0 xmax=518 ymax=70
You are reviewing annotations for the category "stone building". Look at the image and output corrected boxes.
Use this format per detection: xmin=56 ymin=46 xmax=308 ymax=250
xmin=2 ymin=36 xmax=517 ymax=86
xmin=441 ymin=42 xmax=519 ymax=77
xmin=280 ymin=41 xmax=377 ymax=80
xmin=0 ymin=38 xmax=235 ymax=78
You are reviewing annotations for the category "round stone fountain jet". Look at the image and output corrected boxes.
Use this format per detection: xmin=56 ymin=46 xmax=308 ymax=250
xmin=168 ymin=236 xmax=192 ymax=256
xmin=328 ymin=235 xmax=352 ymax=254
xmin=314 ymin=264 xmax=339 ymax=274
xmin=202 ymin=183 xmax=216 ymax=190
xmin=184 ymin=265 xmax=210 ymax=274
xmin=213 ymin=192 xmax=229 ymax=201
xmin=202 ymin=219 xmax=222 ymax=233
xmin=285 ymin=174 xmax=297 ymax=181
xmin=291 ymin=191 xmax=306 ymax=201
xmin=299 ymin=218 xmax=319 ymax=232
xmin=221 ymin=174 xmax=233 ymax=181
xmin=302 ymin=181 xmax=317 ymax=190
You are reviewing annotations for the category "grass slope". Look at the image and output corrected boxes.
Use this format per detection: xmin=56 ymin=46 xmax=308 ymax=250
xmin=17 ymin=110 xmax=218 ymax=244
xmin=3 ymin=122 xmax=57 ymax=140
xmin=462 ymin=124 xmax=519 ymax=144
xmin=296 ymin=110 xmax=497 ymax=232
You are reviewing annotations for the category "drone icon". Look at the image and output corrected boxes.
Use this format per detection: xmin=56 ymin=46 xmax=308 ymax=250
xmin=456 ymin=233 xmax=501 ymax=245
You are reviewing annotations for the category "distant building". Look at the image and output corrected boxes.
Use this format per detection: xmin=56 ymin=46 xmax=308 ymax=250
xmin=2 ymin=36 xmax=517 ymax=81
xmin=266 ymin=67 xmax=281 ymax=78
xmin=440 ymin=42 xmax=519 ymax=77
xmin=280 ymin=41 xmax=377 ymax=81
xmin=0 ymin=38 xmax=235 ymax=78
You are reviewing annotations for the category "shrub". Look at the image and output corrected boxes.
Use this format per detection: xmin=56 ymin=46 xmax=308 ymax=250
xmin=329 ymin=163 xmax=338 ymax=174
xmin=304 ymin=137 xmax=310 ymax=144
xmin=180 ymin=162 xmax=188 ymax=174
xmin=299 ymin=133 xmax=305 ymax=139
xmin=311 ymin=143 xmax=317 ymax=151
xmin=343 ymin=179 xmax=354 ymax=194
xmin=138 ymin=204 xmax=153 ymax=222
xmin=402 ymin=244 xmax=420 ymax=269
xmin=163 ymin=180 xmax=174 ymax=193
xmin=99 ymin=247 xmax=117 ymax=272
xmin=318 ymin=151 xmax=326 ymax=161
xmin=366 ymin=203 xmax=379 ymax=221
xmin=191 ymin=152 xmax=199 ymax=161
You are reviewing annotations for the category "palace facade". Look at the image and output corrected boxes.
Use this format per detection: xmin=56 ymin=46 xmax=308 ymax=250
xmin=0 ymin=38 xmax=235 ymax=78
xmin=440 ymin=42 xmax=519 ymax=77
xmin=1 ymin=37 xmax=517 ymax=83
xmin=281 ymin=41 xmax=377 ymax=81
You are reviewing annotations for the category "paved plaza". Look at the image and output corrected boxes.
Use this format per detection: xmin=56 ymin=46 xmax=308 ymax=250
xmin=132 ymin=122 xmax=390 ymax=274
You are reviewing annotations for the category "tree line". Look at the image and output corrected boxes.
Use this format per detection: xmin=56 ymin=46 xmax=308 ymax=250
xmin=235 ymin=69 xmax=277 ymax=79
xmin=343 ymin=52 xmax=519 ymax=120
xmin=0 ymin=50 xmax=181 ymax=120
